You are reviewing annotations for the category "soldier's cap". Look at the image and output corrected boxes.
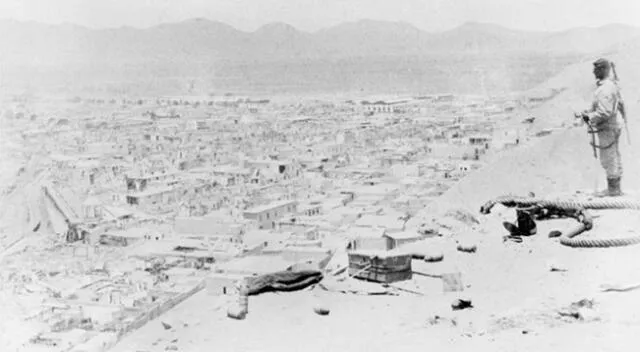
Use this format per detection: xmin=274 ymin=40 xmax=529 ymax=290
xmin=593 ymin=58 xmax=611 ymax=69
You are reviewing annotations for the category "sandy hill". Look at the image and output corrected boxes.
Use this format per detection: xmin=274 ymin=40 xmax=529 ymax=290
xmin=407 ymin=37 xmax=640 ymax=229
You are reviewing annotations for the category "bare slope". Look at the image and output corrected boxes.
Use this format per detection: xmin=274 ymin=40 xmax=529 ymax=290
xmin=407 ymin=35 xmax=640 ymax=227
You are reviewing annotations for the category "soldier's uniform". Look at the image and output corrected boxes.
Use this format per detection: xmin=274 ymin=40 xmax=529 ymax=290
xmin=585 ymin=59 xmax=624 ymax=195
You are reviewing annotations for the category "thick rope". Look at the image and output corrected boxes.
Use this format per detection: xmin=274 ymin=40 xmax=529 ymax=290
xmin=480 ymin=196 xmax=640 ymax=248
xmin=481 ymin=196 xmax=640 ymax=214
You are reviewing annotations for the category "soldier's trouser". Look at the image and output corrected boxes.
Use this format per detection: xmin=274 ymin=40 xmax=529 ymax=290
xmin=597 ymin=128 xmax=623 ymax=178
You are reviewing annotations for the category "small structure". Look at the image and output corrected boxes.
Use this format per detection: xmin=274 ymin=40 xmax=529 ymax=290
xmin=99 ymin=227 xmax=156 ymax=246
xmin=174 ymin=212 xmax=245 ymax=243
xmin=125 ymin=171 xmax=180 ymax=193
xmin=210 ymin=165 xmax=252 ymax=186
xmin=243 ymin=200 xmax=298 ymax=230
xmin=468 ymin=134 xmax=492 ymax=148
xmin=347 ymin=250 xmax=412 ymax=283
xmin=361 ymin=99 xmax=410 ymax=114
xmin=299 ymin=202 xmax=322 ymax=216
xmin=339 ymin=191 xmax=355 ymax=205
xmin=125 ymin=185 xmax=181 ymax=213
xmin=82 ymin=195 xmax=102 ymax=220
xmin=286 ymin=227 xmax=322 ymax=247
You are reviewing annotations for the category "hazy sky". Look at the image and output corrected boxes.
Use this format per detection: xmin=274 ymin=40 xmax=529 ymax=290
xmin=1 ymin=0 xmax=639 ymax=32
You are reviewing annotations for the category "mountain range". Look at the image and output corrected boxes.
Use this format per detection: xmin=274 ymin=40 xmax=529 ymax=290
xmin=1 ymin=18 xmax=638 ymax=65
xmin=1 ymin=18 xmax=638 ymax=95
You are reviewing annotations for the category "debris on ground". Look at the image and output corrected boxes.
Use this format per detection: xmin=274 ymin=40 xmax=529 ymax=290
xmin=557 ymin=299 xmax=599 ymax=321
xmin=549 ymin=266 xmax=567 ymax=272
xmin=427 ymin=315 xmax=458 ymax=327
xmin=423 ymin=252 xmax=444 ymax=263
xmin=503 ymin=235 xmax=523 ymax=243
xmin=570 ymin=298 xmax=595 ymax=310
xmin=318 ymin=279 xmax=397 ymax=296
xmin=246 ymin=270 xmax=323 ymax=295
xmin=227 ymin=307 xmax=247 ymax=320
xmin=503 ymin=208 xmax=537 ymax=236
xmin=548 ymin=230 xmax=562 ymax=238
xmin=313 ymin=305 xmax=331 ymax=316
xmin=444 ymin=209 xmax=480 ymax=226
xmin=382 ymin=282 xmax=425 ymax=296
xmin=456 ymin=242 xmax=477 ymax=253
xmin=411 ymin=250 xmax=444 ymax=262
xmin=600 ymin=282 xmax=640 ymax=293
xmin=451 ymin=299 xmax=473 ymax=311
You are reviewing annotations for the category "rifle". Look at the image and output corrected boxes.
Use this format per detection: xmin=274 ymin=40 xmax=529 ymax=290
xmin=611 ymin=63 xmax=631 ymax=145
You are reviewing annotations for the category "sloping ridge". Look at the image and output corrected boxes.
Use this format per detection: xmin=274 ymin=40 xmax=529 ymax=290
xmin=407 ymin=37 xmax=640 ymax=228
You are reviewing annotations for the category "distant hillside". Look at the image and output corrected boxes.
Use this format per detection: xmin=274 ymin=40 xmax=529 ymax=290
xmin=1 ymin=19 xmax=638 ymax=64
xmin=1 ymin=19 xmax=638 ymax=95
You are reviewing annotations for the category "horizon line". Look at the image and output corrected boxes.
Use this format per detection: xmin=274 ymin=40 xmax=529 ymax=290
xmin=0 ymin=17 xmax=634 ymax=36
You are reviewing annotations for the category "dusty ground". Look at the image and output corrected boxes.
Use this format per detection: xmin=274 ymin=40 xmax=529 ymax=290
xmin=113 ymin=211 xmax=640 ymax=352
xmin=112 ymin=282 xmax=640 ymax=351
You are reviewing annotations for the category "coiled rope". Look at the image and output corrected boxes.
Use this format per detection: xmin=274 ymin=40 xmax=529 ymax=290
xmin=480 ymin=195 xmax=640 ymax=248
xmin=480 ymin=196 xmax=640 ymax=214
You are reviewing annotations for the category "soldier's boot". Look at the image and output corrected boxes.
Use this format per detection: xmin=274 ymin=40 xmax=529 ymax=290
xmin=608 ymin=177 xmax=622 ymax=197
xmin=595 ymin=177 xmax=623 ymax=197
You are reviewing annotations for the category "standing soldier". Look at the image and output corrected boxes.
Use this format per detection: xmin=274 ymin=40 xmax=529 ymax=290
xmin=578 ymin=58 xmax=626 ymax=197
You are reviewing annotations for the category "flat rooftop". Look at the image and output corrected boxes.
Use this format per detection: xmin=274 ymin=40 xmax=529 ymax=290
xmin=244 ymin=199 xmax=298 ymax=215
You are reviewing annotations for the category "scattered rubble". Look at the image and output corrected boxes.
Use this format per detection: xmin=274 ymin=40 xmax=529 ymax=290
xmin=423 ymin=252 xmax=444 ymax=263
xmin=451 ymin=299 xmax=474 ymax=311
xmin=557 ymin=299 xmax=599 ymax=322
xmin=313 ymin=305 xmax=331 ymax=316
xmin=456 ymin=242 xmax=478 ymax=253
xmin=427 ymin=315 xmax=458 ymax=327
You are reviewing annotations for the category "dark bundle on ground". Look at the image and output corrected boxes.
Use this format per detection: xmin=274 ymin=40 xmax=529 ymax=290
xmin=246 ymin=270 xmax=323 ymax=295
